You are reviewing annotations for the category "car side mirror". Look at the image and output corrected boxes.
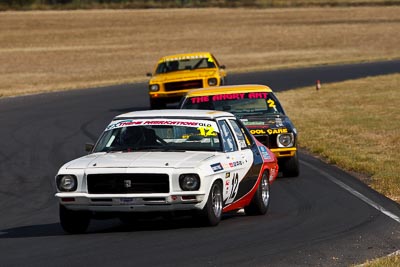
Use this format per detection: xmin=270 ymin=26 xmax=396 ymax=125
xmin=146 ymin=72 xmax=152 ymax=77
xmin=85 ymin=143 xmax=94 ymax=153
xmin=220 ymin=65 xmax=226 ymax=69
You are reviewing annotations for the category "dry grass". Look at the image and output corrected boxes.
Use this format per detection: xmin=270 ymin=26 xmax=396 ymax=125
xmin=276 ymin=74 xmax=400 ymax=202
xmin=354 ymin=252 xmax=400 ymax=267
xmin=0 ymin=6 xmax=400 ymax=97
xmin=255 ymin=0 xmax=400 ymax=6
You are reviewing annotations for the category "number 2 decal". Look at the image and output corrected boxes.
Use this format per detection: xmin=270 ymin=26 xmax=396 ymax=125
xmin=267 ymin=99 xmax=276 ymax=108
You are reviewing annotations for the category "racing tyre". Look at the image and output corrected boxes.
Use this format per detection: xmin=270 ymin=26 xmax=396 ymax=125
xmin=245 ymin=172 xmax=270 ymax=216
xmin=59 ymin=204 xmax=91 ymax=234
xmin=282 ymin=152 xmax=300 ymax=177
xmin=150 ymin=99 xmax=166 ymax=109
xmin=199 ymin=181 xmax=223 ymax=226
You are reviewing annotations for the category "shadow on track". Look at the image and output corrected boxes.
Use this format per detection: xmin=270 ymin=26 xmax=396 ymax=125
xmin=0 ymin=223 xmax=64 ymax=238
xmin=0 ymin=213 xmax=246 ymax=238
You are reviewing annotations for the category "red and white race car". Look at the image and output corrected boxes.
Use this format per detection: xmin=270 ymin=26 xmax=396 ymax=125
xmin=55 ymin=109 xmax=278 ymax=233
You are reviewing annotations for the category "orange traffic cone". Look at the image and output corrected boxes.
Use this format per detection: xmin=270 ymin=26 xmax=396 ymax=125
xmin=316 ymin=80 xmax=321 ymax=91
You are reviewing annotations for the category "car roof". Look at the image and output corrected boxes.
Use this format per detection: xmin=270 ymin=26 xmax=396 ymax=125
xmin=158 ymin=52 xmax=213 ymax=62
xmin=185 ymin=84 xmax=273 ymax=97
xmin=114 ymin=109 xmax=234 ymax=120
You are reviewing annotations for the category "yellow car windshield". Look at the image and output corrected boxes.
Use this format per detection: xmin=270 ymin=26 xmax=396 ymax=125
xmin=156 ymin=58 xmax=216 ymax=74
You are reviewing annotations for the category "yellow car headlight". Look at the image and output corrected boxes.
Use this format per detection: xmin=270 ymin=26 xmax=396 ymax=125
xmin=207 ymin=78 xmax=218 ymax=86
xmin=149 ymin=84 xmax=160 ymax=92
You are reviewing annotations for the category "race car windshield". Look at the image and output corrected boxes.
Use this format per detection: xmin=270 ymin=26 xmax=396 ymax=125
xmin=93 ymin=120 xmax=222 ymax=153
xmin=182 ymin=92 xmax=285 ymax=116
xmin=155 ymin=58 xmax=216 ymax=74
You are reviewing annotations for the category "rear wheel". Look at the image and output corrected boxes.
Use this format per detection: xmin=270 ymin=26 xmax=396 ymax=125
xmin=245 ymin=172 xmax=270 ymax=215
xmin=59 ymin=204 xmax=91 ymax=234
xmin=199 ymin=181 xmax=223 ymax=226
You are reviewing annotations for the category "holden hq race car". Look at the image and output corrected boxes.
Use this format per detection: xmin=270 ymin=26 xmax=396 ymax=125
xmin=55 ymin=109 xmax=278 ymax=234
xmin=146 ymin=52 xmax=227 ymax=109
xmin=179 ymin=84 xmax=299 ymax=177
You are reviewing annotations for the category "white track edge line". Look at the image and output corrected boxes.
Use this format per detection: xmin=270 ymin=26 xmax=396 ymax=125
xmin=301 ymin=160 xmax=400 ymax=224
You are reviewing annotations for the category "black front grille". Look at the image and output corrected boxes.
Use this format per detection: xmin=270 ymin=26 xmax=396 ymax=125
xmin=254 ymin=134 xmax=278 ymax=149
xmin=87 ymin=174 xmax=169 ymax=194
xmin=164 ymin=80 xmax=203 ymax=92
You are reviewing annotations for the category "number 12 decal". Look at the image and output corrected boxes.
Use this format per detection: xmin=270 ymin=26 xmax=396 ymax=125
xmin=197 ymin=126 xmax=216 ymax=136
xmin=230 ymin=173 xmax=239 ymax=199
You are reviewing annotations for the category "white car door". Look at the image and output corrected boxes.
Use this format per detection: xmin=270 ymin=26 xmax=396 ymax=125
xmin=217 ymin=119 xmax=253 ymax=205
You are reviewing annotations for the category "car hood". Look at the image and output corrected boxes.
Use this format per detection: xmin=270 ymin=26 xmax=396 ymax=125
xmin=150 ymin=69 xmax=217 ymax=83
xmin=240 ymin=114 xmax=294 ymax=131
xmin=64 ymin=151 xmax=216 ymax=169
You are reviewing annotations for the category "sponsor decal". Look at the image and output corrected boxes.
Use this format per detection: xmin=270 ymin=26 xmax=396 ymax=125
xmin=143 ymin=120 xmax=198 ymax=126
xmin=251 ymin=128 xmax=288 ymax=135
xmin=250 ymin=129 xmax=267 ymax=135
xmin=161 ymin=55 xmax=210 ymax=62
xmin=106 ymin=119 xmax=219 ymax=132
xmin=258 ymin=146 xmax=271 ymax=160
xmin=190 ymin=96 xmax=209 ymax=103
xmin=210 ymin=163 xmax=224 ymax=172
xmin=225 ymin=172 xmax=230 ymax=178
xmin=106 ymin=120 xmax=143 ymax=131
xmin=229 ymin=161 xmax=243 ymax=168
xmin=248 ymin=92 xmax=268 ymax=99
xmin=225 ymin=180 xmax=230 ymax=194
xmin=212 ymin=93 xmax=246 ymax=101
xmin=267 ymin=128 xmax=288 ymax=135
xmin=238 ymin=140 xmax=247 ymax=148
xmin=189 ymin=92 xmax=270 ymax=104
xmin=275 ymin=118 xmax=284 ymax=127
xmin=243 ymin=121 xmax=264 ymax=125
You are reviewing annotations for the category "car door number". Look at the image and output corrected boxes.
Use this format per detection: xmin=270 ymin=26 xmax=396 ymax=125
xmin=226 ymin=173 xmax=239 ymax=204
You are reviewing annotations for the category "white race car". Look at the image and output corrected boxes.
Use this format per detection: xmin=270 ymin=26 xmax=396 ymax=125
xmin=55 ymin=109 xmax=279 ymax=233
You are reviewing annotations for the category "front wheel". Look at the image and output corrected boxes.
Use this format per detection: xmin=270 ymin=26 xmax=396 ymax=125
xmin=59 ymin=204 xmax=91 ymax=234
xmin=199 ymin=181 xmax=223 ymax=226
xmin=281 ymin=152 xmax=300 ymax=177
xmin=245 ymin=172 xmax=270 ymax=216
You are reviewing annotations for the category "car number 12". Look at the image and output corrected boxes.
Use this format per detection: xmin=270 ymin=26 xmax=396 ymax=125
xmin=225 ymin=173 xmax=239 ymax=204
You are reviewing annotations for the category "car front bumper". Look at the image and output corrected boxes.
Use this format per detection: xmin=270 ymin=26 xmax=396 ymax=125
xmin=56 ymin=192 xmax=206 ymax=212
xmin=270 ymin=147 xmax=297 ymax=158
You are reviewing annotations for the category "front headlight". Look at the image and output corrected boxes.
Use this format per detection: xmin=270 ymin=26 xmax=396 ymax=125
xmin=277 ymin=133 xmax=294 ymax=147
xmin=179 ymin=174 xmax=200 ymax=191
xmin=149 ymin=84 xmax=159 ymax=92
xmin=56 ymin=175 xmax=77 ymax=192
xmin=207 ymin=78 xmax=218 ymax=86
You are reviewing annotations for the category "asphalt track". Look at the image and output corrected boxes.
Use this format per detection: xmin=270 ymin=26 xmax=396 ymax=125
xmin=0 ymin=60 xmax=399 ymax=266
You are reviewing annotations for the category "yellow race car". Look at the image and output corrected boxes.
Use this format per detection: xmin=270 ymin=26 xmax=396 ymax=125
xmin=147 ymin=52 xmax=227 ymax=109
xmin=180 ymin=84 xmax=300 ymax=177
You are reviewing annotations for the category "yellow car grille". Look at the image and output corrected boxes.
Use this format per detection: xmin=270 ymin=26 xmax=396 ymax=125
xmin=165 ymin=80 xmax=203 ymax=92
